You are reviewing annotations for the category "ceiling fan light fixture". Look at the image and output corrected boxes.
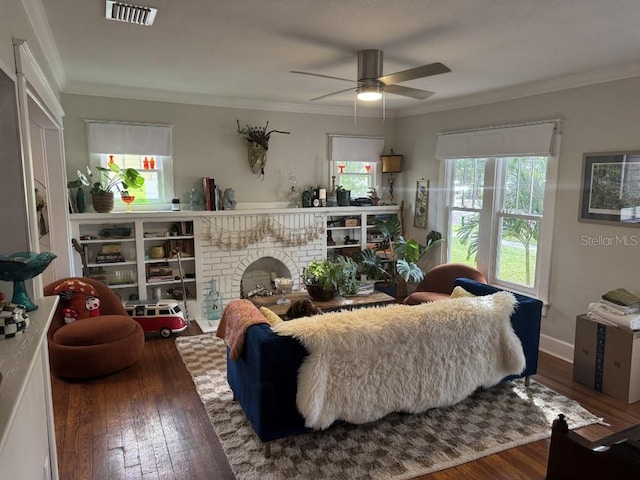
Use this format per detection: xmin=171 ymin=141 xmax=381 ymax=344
xmin=356 ymin=85 xmax=383 ymax=101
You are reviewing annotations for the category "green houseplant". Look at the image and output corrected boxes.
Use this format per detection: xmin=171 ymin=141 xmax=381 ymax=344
xmin=69 ymin=165 xmax=144 ymax=213
xmin=302 ymin=256 xmax=359 ymax=301
xmin=358 ymin=216 xmax=442 ymax=296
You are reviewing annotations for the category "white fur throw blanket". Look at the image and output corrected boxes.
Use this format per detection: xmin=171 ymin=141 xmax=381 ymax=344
xmin=273 ymin=292 xmax=525 ymax=430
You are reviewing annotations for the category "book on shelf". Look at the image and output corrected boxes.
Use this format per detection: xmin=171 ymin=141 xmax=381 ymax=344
xmin=203 ymin=177 xmax=212 ymax=210
xmin=209 ymin=178 xmax=218 ymax=210
xmin=147 ymin=275 xmax=175 ymax=283
xmin=95 ymin=253 xmax=125 ymax=263
xmin=148 ymin=265 xmax=172 ymax=276
xmin=176 ymin=221 xmax=193 ymax=236
xmin=203 ymin=177 xmax=223 ymax=211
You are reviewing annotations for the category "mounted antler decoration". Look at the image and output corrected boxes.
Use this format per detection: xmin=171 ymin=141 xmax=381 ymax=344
xmin=237 ymin=119 xmax=290 ymax=177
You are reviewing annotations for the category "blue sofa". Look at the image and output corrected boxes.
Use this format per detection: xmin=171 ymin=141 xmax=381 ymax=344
xmin=225 ymin=278 xmax=543 ymax=450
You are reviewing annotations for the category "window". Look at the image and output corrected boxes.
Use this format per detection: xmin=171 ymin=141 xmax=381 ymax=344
xmin=333 ymin=161 xmax=378 ymax=197
xmin=329 ymin=135 xmax=384 ymax=198
xmin=438 ymin=122 xmax=559 ymax=301
xmin=99 ymin=153 xmax=172 ymax=205
xmin=87 ymin=121 xmax=173 ymax=208
xmin=446 ymin=156 xmax=547 ymax=289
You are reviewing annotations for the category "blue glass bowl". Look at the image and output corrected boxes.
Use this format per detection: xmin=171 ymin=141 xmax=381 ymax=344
xmin=0 ymin=252 xmax=57 ymax=311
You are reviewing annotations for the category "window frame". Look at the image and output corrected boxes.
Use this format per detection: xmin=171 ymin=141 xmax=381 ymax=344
xmin=93 ymin=153 xmax=174 ymax=207
xmin=328 ymin=134 xmax=384 ymax=199
xmin=442 ymin=150 xmax=559 ymax=305
xmin=330 ymin=160 xmax=380 ymax=198
xmin=86 ymin=120 xmax=174 ymax=210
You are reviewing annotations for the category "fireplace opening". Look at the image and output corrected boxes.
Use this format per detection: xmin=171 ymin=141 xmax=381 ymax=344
xmin=241 ymin=257 xmax=291 ymax=298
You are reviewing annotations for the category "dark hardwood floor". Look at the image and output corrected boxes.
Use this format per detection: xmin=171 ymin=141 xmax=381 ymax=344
xmin=51 ymin=324 xmax=640 ymax=480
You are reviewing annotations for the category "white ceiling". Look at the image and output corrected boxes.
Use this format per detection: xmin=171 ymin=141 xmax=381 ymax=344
xmin=38 ymin=0 xmax=640 ymax=116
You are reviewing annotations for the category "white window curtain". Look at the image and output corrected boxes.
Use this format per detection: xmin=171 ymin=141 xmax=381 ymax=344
xmin=435 ymin=122 xmax=557 ymax=159
xmin=87 ymin=121 xmax=173 ymax=155
xmin=330 ymin=135 xmax=385 ymax=162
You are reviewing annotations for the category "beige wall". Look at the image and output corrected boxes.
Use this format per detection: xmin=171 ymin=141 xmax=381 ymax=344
xmin=61 ymin=94 xmax=395 ymax=205
xmin=394 ymin=76 xmax=640 ymax=358
xmin=62 ymin=77 xmax=640 ymax=358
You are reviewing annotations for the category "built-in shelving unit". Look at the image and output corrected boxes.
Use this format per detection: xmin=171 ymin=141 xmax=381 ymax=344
xmin=69 ymin=214 xmax=201 ymax=318
xmin=69 ymin=207 xmax=400 ymax=327
xmin=325 ymin=209 xmax=398 ymax=261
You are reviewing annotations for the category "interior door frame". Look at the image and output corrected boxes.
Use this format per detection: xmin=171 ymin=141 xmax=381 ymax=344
xmin=13 ymin=38 xmax=72 ymax=287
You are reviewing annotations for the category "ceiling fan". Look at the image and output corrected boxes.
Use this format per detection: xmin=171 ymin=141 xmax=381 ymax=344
xmin=290 ymin=49 xmax=451 ymax=102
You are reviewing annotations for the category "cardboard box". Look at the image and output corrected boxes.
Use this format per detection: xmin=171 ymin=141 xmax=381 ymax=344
xmin=573 ymin=315 xmax=640 ymax=403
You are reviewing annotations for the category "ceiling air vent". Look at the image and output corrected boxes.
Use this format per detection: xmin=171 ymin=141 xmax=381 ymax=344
xmin=105 ymin=1 xmax=157 ymax=26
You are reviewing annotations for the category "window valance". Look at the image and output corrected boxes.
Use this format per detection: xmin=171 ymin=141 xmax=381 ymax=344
xmin=330 ymin=135 xmax=385 ymax=162
xmin=435 ymin=122 xmax=558 ymax=159
xmin=87 ymin=121 xmax=173 ymax=155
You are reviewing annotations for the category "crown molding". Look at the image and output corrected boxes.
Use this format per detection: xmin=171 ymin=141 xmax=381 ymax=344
xmin=66 ymin=59 xmax=640 ymax=120
xmin=13 ymin=38 xmax=65 ymax=121
xmin=63 ymin=81 xmax=400 ymax=118
xmin=396 ymin=61 xmax=640 ymax=118
xmin=20 ymin=0 xmax=66 ymax=91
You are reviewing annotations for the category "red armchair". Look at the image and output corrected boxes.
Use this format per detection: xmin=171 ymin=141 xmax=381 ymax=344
xmin=45 ymin=277 xmax=145 ymax=379
xmin=404 ymin=263 xmax=487 ymax=304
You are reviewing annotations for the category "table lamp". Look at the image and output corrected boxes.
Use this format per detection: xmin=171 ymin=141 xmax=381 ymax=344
xmin=381 ymin=150 xmax=403 ymax=203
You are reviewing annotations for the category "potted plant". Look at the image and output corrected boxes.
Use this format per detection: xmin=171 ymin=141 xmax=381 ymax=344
xmin=357 ymin=216 xmax=442 ymax=298
xmin=69 ymin=164 xmax=144 ymax=213
xmin=301 ymin=256 xmax=359 ymax=301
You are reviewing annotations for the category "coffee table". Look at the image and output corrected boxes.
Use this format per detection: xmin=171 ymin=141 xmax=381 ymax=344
xmin=249 ymin=290 xmax=396 ymax=318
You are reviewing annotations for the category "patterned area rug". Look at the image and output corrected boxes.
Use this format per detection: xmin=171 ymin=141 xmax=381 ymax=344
xmin=176 ymin=334 xmax=601 ymax=480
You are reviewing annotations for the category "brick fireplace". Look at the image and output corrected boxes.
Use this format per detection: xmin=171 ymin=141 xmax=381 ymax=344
xmin=198 ymin=211 xmax=326 ymax=307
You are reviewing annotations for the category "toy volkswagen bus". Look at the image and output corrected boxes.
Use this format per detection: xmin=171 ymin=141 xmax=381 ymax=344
xmin=124 ymin=299 xmax=188 ymax=338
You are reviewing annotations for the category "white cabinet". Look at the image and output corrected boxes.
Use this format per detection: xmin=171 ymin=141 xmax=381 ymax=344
xmin=0 ymin=296 xmax=59 ymax=480
xmin=69 ymin=213 xmax=201 ymax=317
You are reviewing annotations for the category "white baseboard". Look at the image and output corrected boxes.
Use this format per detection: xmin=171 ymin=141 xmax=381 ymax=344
xmin=539 ymin=333 xmax=574 ymax=363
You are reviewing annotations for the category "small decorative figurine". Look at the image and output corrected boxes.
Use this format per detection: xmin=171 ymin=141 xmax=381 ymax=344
xmin=223 ymin=188 xmax=237 ymax=210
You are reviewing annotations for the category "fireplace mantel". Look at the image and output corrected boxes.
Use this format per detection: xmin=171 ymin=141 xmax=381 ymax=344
xmin=70 ymin=205 xmax=400 ymax=332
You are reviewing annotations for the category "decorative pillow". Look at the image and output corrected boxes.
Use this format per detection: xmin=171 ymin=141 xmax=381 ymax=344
xmin=53 ymin=279 xmax=101 ymax=322
xmin=259 ymin=306 xmax=283 ymax=326
xmin=450 ymin=285 xmax=476 ymax=299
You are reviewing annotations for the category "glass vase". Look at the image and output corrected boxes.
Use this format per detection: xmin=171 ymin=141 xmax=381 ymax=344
xmin=202 ymin=279 xmax=222 ymax=321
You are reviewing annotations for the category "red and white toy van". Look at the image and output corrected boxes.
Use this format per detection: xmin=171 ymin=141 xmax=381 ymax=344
xmin=124 ymin=299 xmax=188 ymax=338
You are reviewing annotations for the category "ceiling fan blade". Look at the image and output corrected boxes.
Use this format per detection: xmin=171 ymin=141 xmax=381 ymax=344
xmin=378 ymin=62 xmax=451 ymax=86
xmin=289 ymin=70 xmax=355 ymax=83
xmin=310 ymin=87 xmax=357 ymax=101
xmin=384 ymin=84 xmax=434 ymax=100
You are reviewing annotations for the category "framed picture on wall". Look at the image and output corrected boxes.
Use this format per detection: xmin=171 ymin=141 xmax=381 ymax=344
xmin=414 ymin=179 xmax=429 ymax=228
xmin=579 ymin=152 xmax=640 ymax=226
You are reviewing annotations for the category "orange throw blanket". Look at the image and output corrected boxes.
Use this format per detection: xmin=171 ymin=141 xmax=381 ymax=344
xmin=216 ymin=299 xmax=269 ymax=360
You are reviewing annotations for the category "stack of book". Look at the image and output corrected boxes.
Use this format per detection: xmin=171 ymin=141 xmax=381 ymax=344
xmin=202 ymin=177 xmax=222 ymax=210
xmin=95 ymin=244 xmax=125 ymax=263
xmin=147 ymin=265 xmax=174 ymax=283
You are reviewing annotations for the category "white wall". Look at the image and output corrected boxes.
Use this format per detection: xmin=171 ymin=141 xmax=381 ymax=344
xmin=61 ymin=94 xmax=395 ymax=206
xmin=394 ymin=75 xmax=640 ymax=359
